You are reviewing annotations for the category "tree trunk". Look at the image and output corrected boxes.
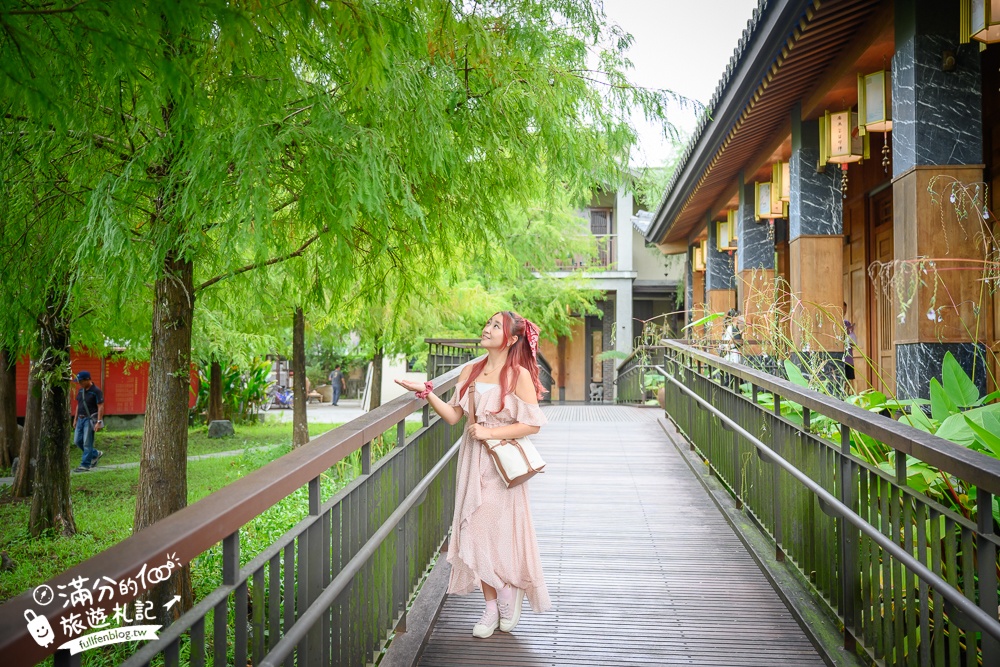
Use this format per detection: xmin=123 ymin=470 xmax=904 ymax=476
xmin=134 ymin=248 xmax=194 ymax=618
xmin=30 ymin=288 xmax=76 ymax=537
xmin=370 ymin=345 xmax=384 ymax=410
xmin=12 ymin=363 xmax=41 ymax=498
xmin=292 ymin=307 xmax=309 ymax=447
xmin=0 ymin=348 xmax=16 ymax=468
xmin=207 ymin=359 xmax=223 ymax=423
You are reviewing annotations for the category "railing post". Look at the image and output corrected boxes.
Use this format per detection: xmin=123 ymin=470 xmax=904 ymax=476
xmin=772 ymin=392 xmax=783 ymax=562
xmin=216 ymin=531 xmax=239 ymax=667
xmin=362 ymin=441 xmax=372 ymax=475
xmin=978 ymin=490 xmax=1000 ymax=663
xmin=397 ymin=419 xmax=406 ymax=449
xmin=838 ymin=423 xmax=858 ymax=651
xmin=304 ymin=477 xmax=323 ymax=667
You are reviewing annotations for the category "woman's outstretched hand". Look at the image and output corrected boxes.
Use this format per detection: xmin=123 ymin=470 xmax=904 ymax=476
xmin=394 ymin=378 xmax=425 ymax=393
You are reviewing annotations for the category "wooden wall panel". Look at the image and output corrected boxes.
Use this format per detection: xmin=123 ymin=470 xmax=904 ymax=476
xmin=790 ymin=235 xmax=844 ymax=351
xmin=892 ymin=165 xmax=992 ymax=345
xmin=692 ymin=271 xmax=706 ymax=316
xmin=740 ymin=269 xmax=775 ymax=355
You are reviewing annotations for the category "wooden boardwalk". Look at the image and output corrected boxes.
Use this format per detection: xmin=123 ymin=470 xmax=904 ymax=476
xmin=417 ymin=406 xmax=826 ymax=667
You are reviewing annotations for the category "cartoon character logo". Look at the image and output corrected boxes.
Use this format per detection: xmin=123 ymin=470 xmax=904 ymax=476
xmin=24 ymin=609 xmax=55 ymax=647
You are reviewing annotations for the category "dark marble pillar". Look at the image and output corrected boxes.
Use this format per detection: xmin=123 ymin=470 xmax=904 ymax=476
xmin=789 ymin=115 xmax=841 ymax=239
xmin=737 ymin=181 xmax=774 ymax=272
xmin=705 ymin=215 xmax=736 ymax=341
xmin=705 ymin=217 xmax=737 ymax=292
xmin=893 ymin=0 xmax=981 ymax=178
xmin=892 ymin=0 xmax=986 ymax=400
xmin=897 ymin=343 xmax=988 ymax=400
xmin=788 ymin=108 xmax=843 ymax=352
xmin=736 ymin=179 xmax=775 ymax=361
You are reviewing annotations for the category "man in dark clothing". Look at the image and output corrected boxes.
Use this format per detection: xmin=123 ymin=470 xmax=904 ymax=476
xmin=328 ymin=365 xmax=346 ymax=406
xmin=73 ymin=370 xmax=105 ymax=472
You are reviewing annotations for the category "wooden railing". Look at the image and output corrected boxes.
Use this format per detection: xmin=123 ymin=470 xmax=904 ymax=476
xmin=0 ymin=367 xmax=469 ymax=667
xmin=622 ymin=341 xmax=1000 ymax=666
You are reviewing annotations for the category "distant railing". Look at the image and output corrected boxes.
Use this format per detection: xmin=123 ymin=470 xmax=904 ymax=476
xmin=427 ymin=338 xmax=552 ymax=404
xmin=0 ymin=366 xmax=470 ymax=667
xmin=614 ymin=345 xmax=665 ymax=405
xmin=425 ymin=339 xmax=482 ymax=381
xmin=633 ymin=340 xmax=1000 ymax=666
xmin=551 ymin=233 xmax=617 ymax=270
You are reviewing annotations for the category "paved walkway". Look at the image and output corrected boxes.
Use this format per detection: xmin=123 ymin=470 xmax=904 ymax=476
xmin=418 ymin=406 xmax=825 ymax=666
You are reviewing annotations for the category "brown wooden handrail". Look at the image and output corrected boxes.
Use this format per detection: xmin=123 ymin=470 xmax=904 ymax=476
xmin=0 ymin=366 xmax=466 ymax=665
xmin=659 ymin=339 xmax=1000 ymax=497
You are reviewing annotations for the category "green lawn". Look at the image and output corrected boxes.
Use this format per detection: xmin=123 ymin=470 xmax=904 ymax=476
xmin=0 ymin=420 xmax=419 ymax=604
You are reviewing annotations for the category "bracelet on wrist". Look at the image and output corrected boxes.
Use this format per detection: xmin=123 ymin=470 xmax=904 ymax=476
xmin=415 ymin=381 xmax=434 ymax=400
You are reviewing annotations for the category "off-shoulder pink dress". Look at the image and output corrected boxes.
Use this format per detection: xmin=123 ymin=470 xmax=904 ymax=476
xmin=446 ymin=381 xmax=552 ymax=613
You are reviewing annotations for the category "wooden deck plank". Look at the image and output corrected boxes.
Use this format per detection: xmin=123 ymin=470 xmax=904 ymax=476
xmin=417 ymin=407 xmax=826 ymax=667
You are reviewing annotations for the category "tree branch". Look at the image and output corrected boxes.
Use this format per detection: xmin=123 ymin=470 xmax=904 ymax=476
xmin=2 ymin=1 xmax=90 ymax=16
xmin=196 ymin=225 xmax=329 ymax=292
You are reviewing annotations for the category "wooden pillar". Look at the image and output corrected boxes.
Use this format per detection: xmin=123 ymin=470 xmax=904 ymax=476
xmin=706 ymin=215 xmax=737 ymax=343
xmin=737 ymin=178 xmax=776 ymax=354
xmin=891 ymin=0 xmax=990 ymax=399
xmin=789 ymin=108 xmax=844 ymax=354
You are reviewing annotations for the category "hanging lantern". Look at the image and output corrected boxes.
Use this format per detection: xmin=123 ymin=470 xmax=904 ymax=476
xmin=857 ymin=70 xmax=892 ymax=133
xmin=968 ymin=0 xmax=1000 ymax=43
xmin=820 ymin=110 xmax=868 ymax=165
xmin=776 ymin=161 xmax=790 ymax=202
xmin=754 ymin=178 xmax=786 ymax=220
xmin=693 ymin=243 xmax=705 ymax=272
xmin=717 ymin=211 xmax=737 ymax=252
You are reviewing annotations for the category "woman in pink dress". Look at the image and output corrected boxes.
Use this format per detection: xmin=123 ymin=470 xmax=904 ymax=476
xmin=396 ymin=310 xmax=550 ymax=638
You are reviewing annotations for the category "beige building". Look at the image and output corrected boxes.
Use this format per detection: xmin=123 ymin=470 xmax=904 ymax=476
xmin=538 ymin=185 xmax=683 ymax=402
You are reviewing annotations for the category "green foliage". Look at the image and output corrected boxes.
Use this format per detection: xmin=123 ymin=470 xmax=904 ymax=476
xmin=741 ymin=347 xmax=999 ymax=525
xmin=0 ymin=420 xmax=416 ymax=604
xmin=941 ymin=351 xmax=981 ymax=407
xmin=195 ymin=359 xmax=273 ymax=423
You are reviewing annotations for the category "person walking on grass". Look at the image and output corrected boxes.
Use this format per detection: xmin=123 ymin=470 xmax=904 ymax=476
xmin=72 ymin=370 xmax=105 ymax=472
xmin=395 ymin=311 xmax=551 ymax=639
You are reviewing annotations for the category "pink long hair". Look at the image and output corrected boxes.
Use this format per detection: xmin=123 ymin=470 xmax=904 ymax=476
xmin=459 ymin=311 xmax=545 ymax=411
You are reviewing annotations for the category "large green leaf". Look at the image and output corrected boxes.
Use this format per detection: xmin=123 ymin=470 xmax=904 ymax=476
xmin=683 ymin=312 xmax=724 ymax=331
xmin=937 ymin=403 xmax=1000 ymax=447
xmin=898 ymin=407 xmax=935 ymax=433
xmin=964 ymin=412 xmax=1000 ymax=458
xmin=930 ymin=377 xmax=958 ymax=422
xmin=936 ymin=412 xmax=975 ymax=446
xmin=976 ymin=390 xmax=1000 ymax=406
xmin=783 ymin=360 xmax=809 ymax=388
xmin=941 ymin=351 xmax=980 ymax=407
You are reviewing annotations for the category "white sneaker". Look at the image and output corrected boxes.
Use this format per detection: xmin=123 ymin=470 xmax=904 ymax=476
xmin=472 ymin=606 xmax=499 ymax=638
xmin=498 ymin=588 xmax=524 ymax=632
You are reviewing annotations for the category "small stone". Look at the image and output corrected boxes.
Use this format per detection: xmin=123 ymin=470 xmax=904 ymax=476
xmin=208 ymin=420 xmax=235 ymax=438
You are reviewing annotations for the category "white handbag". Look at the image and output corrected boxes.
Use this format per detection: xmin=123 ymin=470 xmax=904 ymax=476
xmin=469 ymin=382 xmax=546 ymax=487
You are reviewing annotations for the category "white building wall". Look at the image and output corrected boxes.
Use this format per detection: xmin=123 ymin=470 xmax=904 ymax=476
xmin=615 ymin=187 xmax=633 ymax=272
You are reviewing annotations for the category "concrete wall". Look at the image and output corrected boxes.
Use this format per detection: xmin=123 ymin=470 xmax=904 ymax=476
xmin=365 ymin=355 xmax=425 ymax=410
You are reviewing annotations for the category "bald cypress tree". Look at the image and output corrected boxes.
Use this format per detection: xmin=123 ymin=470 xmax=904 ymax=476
xmin=1 ymin=0 xmax=674 ymax=615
